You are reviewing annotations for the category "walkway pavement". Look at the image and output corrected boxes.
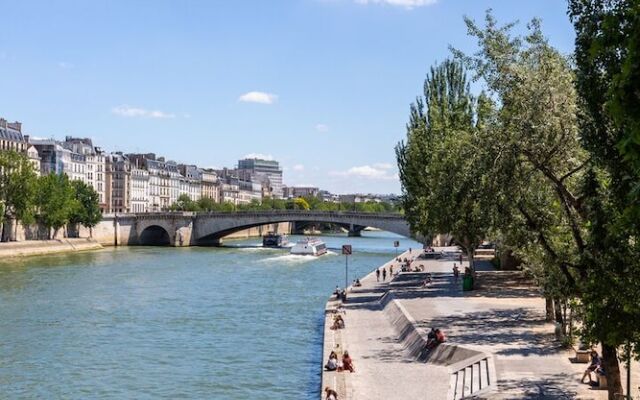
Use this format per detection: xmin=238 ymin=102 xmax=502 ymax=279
xmin=321 ymin=248 xmax=640 ymax=400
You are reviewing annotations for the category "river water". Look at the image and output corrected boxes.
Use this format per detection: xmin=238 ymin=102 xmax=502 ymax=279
xmin=0 ymin=231 xmax=421 ymax=399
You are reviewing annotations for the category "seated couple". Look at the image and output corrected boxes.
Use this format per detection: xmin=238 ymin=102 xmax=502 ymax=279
xmin=331 ymin=315 xmax=345 ymax=330
xmin=325 ymin=350 xmax=355 ymax=373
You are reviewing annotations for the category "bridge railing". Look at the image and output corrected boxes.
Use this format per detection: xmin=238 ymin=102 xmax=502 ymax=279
xmin=103 ymin=210 xmax=406 ymax=220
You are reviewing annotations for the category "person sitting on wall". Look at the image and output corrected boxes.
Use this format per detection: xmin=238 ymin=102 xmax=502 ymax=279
xmin=340 ymin=289 xmax=347 ymax=303
xmin=325 ymin=351 xmax=339 ymax=371
xmin=354 ymin=278 xmax=362 ymax=287
xmin=331 ymin=315 xmax=345 ymax=330
xmin=341 ymin=351 xmax=355 ymax=373
xmin=325 ymin=386 xmax=339 ymax=400
xmin=581 ymin=350 xmax=601 ymax=384
xmin=422 ymin=274 xmax=432 ymax=287
xmin=426 ymin=328 xmax=446 ymax=351
xmin=436 ymin=328 xmax=446 ymax=344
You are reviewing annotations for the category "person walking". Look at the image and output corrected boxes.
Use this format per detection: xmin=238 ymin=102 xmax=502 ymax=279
xmin=376 ymin=268 xmax=380 ymax=282
xmin=382 ymin=268 xmax=387 ymax=281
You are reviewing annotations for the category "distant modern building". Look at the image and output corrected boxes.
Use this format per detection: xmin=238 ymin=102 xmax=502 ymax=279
xmin=237 ymin=158 xmax=283 ymax=199
xmin=283 ymin=186 xmax=319 ymax=199
xmin=319 ymin=190 xmax=340 ymax=203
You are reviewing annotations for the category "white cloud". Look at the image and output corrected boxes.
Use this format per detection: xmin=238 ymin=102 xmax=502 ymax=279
xmin=292 ymin=164 xmax=305 ymax=172
xmin=112 ymin=105 xmax=176 ymax=119
xmin=373 ymin=162 xmax=393 ymax=169
xmin=315 ymin=123 xmax=329 ymax=133
xmin=243 ymin=153 xmax=274 ymax=161
xmin=238 ymin=91 xmax=278 ymax=104
xmin=354 ymin=0 xmax=436 ymax=8
xmin=58 ymin=61 xmax=74 ymax=69
xmin=330 ymin=164 xmax=398 ymax=180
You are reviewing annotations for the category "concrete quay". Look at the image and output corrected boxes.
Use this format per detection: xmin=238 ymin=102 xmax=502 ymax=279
xmin=0 ymin=238 xmax=102 ymax=258
xmin=321 ymin=249 xmax=639 ymax=400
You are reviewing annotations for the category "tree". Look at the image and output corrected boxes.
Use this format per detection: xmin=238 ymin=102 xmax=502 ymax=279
xmin=170 ymin=194 xmax=200 ymax=212
xmin=197 ymin=196 xmax=217 ymax=211
xmin=396 ymin=59 xmax=495 ymax=270
xmin=569 ymin=2 xmax=640 ymax=397
xmin=69 ymin=180 xmax=102 ymax=237
xmin=0 ymin=151 xmax=38 ymax=241
xmin=36 ymin=173 xmax=75 ymax=239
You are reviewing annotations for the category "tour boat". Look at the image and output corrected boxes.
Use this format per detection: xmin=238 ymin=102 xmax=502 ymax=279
xmin=262 ymin=232 xmax=289 ymax=248
xmin=290 ymin=237 xmax=327 ymax=256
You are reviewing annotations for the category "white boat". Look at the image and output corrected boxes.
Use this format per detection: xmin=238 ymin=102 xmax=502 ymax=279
xmin=290 ymin=238 xmax=327 ymax=256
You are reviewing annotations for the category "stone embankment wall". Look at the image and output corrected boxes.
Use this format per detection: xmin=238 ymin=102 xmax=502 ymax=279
xmin=0 ymin=238 xmax=103 ymax=258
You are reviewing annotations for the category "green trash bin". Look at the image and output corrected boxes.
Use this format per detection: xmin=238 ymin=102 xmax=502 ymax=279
xmin=462 ymin=275 xmax=474 ymax=291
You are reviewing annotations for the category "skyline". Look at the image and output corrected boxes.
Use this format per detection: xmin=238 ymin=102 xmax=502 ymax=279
xmin=0 ymin=0 xmax=575 ymax=194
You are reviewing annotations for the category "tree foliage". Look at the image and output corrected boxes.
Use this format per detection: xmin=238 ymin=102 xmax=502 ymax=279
xmin=396 ymin=59 xmax=495 ymax=268
xmin=397 ymin=10 xmax=640 ymax=397
xmin=70 ymin=180 xmax=102 ymax=230
xmin=0 ymin=151 xmax=38 ymax=240
xmin=36 ymin=173 xmax=76 ymax=238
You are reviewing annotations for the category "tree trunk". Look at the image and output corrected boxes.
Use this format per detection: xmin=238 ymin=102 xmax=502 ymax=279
xmin=554 ymin=298 xmax=564 ymax=339
xmin=467 ymin=248 xmax=475 ymax=271
xmin=545 ymin=297 xmax=554 ymax=321
xmin=602 ymin=343 xmax=623 ymax=399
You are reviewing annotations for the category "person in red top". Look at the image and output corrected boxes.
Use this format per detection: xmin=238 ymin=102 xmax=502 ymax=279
xmin=436 ymin=329 xmax=446 ymax=344
xmin=342 ymin=351 xmax=355 ymax=373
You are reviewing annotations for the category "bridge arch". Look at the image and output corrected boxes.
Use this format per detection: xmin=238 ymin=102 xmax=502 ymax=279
xmin=138 ymin=225 xmax=171 ymax=246
xmin=192 ymin=211 xmax=414 ymax=244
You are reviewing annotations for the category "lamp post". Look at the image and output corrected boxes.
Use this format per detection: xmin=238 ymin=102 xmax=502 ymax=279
xmin=342 ymin=244 xmax=352 ymax=288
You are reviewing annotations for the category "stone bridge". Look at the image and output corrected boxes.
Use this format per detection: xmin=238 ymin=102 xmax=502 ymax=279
xmin=100 ymin=211 xmax=414 ymax=246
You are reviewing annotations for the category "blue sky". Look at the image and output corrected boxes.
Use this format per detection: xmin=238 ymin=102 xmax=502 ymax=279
xmin=0 ymin=0 xmax=575 ymax=194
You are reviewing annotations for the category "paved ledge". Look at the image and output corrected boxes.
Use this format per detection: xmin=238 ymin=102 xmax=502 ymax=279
xmin=320 ymin=248 xmax=638 ymax=400
xmin=0 ymin=238 xmax=102 ymax=258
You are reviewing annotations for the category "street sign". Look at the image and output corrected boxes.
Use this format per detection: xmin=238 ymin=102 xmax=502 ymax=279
xmin=394 ymin=241 xmax=400 ymax=248
xmin=342 ymin=245 xmax=352 ymax=255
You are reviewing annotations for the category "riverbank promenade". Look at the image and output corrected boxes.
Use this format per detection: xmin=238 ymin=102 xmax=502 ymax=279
xmin=321 ymin=249 xmax=639 ymax=400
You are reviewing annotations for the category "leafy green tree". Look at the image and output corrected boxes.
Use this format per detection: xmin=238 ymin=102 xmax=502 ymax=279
xmin=36 ymin=173 xmax=75 ymax=239
xmin=69 ymin=180 xmax=102 ymax=237
xmin=396 ymin=59 xmax=495 ymax=270
xmin=197 ymin=196 xmax=217 ymax=211
xmin=170 ymin=194 xmax=200 ymax=212
xmin=0 ymin=151 xmax=38 ymax=241
xmin=569 ymin=2 xmax=640 ymax=396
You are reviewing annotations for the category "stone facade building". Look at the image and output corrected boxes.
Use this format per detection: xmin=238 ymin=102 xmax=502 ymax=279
xmin=130 ymin=167 xmax=150 ymax=213
xmin=105 ymin=153 xmax=130 ymax=213
xmin=0 ymin=119 xmax=27 ymax=153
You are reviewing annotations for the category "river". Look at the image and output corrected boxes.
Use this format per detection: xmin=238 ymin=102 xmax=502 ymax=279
xmin=0 ymin=231 xmax=421 ymax=399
